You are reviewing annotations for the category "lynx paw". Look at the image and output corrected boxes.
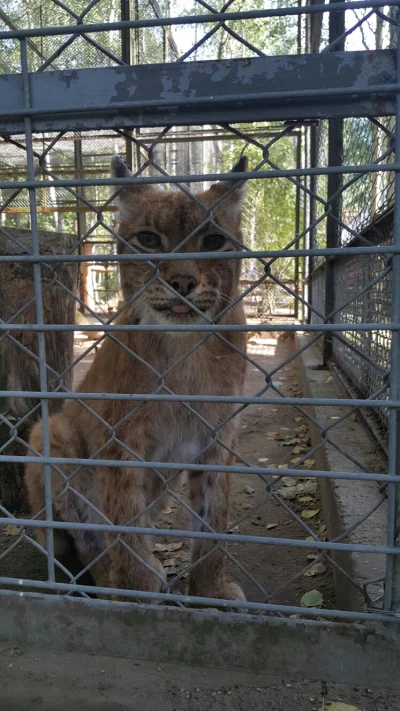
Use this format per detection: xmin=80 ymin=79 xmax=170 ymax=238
xmin=188 ymin=580 xmax=246 ymax=611
xmin=220 ymin=581 xmax=246 ymax=603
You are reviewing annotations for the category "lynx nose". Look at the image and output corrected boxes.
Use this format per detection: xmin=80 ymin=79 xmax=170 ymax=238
xmin=168 ymin=274 xmax=197 ymax=297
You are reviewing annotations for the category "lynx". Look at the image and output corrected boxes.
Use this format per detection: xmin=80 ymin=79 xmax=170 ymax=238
xmin=25 ymin=155 xmax=248 ymax=602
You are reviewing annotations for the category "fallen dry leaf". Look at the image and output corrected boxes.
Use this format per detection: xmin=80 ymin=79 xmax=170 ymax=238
xmin=301 ymin=509 xmax=320 ymax=520
xmin=271 ymin=408 xmax=279 ymax=413
xmin=267 ymin=522 xmax=278 ymax=530
xmin=302 ymin=459 xmax=315 ymax=468
xmin=4 ymin=524 xmax=19 ymax=536
xmin=282 ymin=476 xmax=297 ymax=487
xmin=278 ymin=464 xmax=288 ymax=470
xmin=298 ymin=495 xmax=313 ymax=502
xmin=258 ymin=457 xmax=269 ymax=463
xmin=296 ymin=424 xmax=308 ymax=433
xmin=297 ymin=480 xmax=318 ymax=495
xmin=162 ymin=507 xmax=173 ymax=515
xmin=307 ymin=553 xmax=318 ymax=560
xmin=304 ymin=562 xmax=327 ymax=577
xmin=277 ymin=487 xmax=297 ymax=500
xmin=294 ymin=416 xmax=303 ymax=422
xmin=163 ymin=558 xmax=176 ymax=567
xmin=244 ymin=485 xmax=255 ymax=495
xmin=292 ymin=445 xmax=307 ymax=455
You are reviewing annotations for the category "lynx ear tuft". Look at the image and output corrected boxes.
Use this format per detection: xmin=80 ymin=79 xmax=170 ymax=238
xmin=230 ymin=156 xmax=248 ymax=175
xmin=111 ymin=155 xmax=133 ymax=179
xmin=209 ymin=155 xmax=249 ymax=215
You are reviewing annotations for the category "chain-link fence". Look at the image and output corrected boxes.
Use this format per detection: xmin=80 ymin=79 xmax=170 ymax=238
xmin=0 ymin=0 xmax=400 ymax=686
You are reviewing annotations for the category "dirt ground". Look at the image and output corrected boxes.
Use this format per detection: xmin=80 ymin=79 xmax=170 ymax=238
xmin=1 ymin=330 xmax=400 ymax=708
xmin=0 ymin=330 xmax=334 ymax=610
xmin=1 ymin=646 xmax=399 ymax=710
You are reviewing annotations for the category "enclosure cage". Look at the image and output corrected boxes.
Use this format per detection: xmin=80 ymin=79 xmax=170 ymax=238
xmin=0 ymin=0 xmax=400 ymax=687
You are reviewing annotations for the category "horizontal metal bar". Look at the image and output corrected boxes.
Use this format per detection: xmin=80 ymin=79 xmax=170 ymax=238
xmin=0 ymin=322 xmax=395 ymax=332
xmin=0 ymin=456 xmax=396 ymax=485
xmin=3 ymin=593 xmax=400 ymax=684
xmin=0 ymin=517 xmax=396 ymax=554
xmin=0 ymin=1 xmax=397 ymax=40
xmin=0 ymin=51 xmax=395 ymax=132
xmin=0 ymin=586 xmax=395 ymax=629
xmin=1 ymin=80 xmax=398 ymax=121
xmin=0 ymin=163 xmax=397 ymax=190
xmin=0 ymin=246 xmax=398 ymax=262
xmin=0 ymin=390 xmax=393 ymax=408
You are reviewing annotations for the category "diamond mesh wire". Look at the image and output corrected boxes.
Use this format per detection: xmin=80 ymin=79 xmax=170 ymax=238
xmin=0 ymin=0 xmax=398 ymax=636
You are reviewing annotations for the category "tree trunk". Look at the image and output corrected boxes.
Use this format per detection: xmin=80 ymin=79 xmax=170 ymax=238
xmin=0 ymin=227 xmax=78 ymax=513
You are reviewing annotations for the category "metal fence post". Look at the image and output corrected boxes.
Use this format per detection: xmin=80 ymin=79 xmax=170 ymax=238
xmin=294 ymin=132 xmax=302 ymax=318
xmin=384 ymin=9 xmax=400 ymax=613
xmin=74 ymin=135 xmax=89 ymax=313
xmin=121 ymin=0 xmax=134 ymax=169
xmin=308 ymin=122 xmax=318 ymax=324
xmin=324 ymin=0 xmax=345 ymax=364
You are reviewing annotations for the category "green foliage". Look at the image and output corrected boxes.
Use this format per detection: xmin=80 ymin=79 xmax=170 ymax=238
xmin=220 ymin=132 xmax=297 ymax=280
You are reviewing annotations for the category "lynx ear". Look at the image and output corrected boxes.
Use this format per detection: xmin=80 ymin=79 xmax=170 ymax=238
xmin=229 ymin=156 xmax=248 ymax=176
xmin=111 ymin=155 xmax=158 ymax=219
xmin=209 ymin=155 xmax=248 ymax=213
xmin=111 ymin=154 xmax=133 ymax=180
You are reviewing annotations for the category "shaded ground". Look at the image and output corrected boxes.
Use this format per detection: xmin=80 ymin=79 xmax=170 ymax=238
xmin=2 ymin=328 xmax=399 ymax=707
xmin=1 ymin=646 xmax=399 ymax=711
xmin=0 ymin=330 xmax=334 ymax=610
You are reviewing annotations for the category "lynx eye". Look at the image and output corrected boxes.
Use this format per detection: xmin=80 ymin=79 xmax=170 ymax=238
xmin=137 ymin=231 xmax=162 ymax=250
xmin=202 ymin=234 xmax=226 ymax=251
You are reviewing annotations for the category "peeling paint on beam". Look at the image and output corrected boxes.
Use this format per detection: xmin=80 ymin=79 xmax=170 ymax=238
xmin=0 ymin=50 xmax=395 ymax=133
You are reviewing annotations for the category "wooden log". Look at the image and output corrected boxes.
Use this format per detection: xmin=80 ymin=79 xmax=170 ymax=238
xmin=0 ymin=227 xmax=78 ymax=513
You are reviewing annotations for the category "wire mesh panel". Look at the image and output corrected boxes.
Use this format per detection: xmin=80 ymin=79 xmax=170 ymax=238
xmin=0 ymin=0 xmax=400 ymax=684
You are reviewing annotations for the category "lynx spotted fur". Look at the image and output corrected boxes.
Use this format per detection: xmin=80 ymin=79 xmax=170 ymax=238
xmin=25 ymin=156 xmax=248 ymax=602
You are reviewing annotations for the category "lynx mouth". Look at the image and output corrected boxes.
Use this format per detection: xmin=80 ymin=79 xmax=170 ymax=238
xmin=152 ymin=299 xmax=212 ymax=317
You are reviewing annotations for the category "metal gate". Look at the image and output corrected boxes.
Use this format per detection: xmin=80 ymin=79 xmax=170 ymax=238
xmin=1 ymin=0 xmax=400 ymax=688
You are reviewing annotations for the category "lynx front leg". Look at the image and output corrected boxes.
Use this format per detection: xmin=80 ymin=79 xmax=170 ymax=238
xmin=100 ymin=466 xmax=165 ymax=597
xmin=188 ymin=449 xmax=245 ymax=602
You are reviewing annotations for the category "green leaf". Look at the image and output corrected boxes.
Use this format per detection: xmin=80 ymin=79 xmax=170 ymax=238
xmin=301 ymin=589 xmax=324 ymax=608
xmin=280 ymin=438 xmax=299 ymax=447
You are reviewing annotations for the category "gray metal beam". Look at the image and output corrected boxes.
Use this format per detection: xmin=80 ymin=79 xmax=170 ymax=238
xmin=0 ymin=50 xmax=396 ymax=134
xmin=1 ymin=592 xmax=400 ymax=688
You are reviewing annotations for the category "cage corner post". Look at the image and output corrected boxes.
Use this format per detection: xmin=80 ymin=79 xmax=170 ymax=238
xmin=323 ymin=0 xmax=345 ymax=365
xmin=384 ymin=8 xmax=400 ymax=615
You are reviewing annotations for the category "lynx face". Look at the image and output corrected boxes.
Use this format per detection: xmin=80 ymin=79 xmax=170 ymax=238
xmin=112 ymin=156 xmax=247 ymax=324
